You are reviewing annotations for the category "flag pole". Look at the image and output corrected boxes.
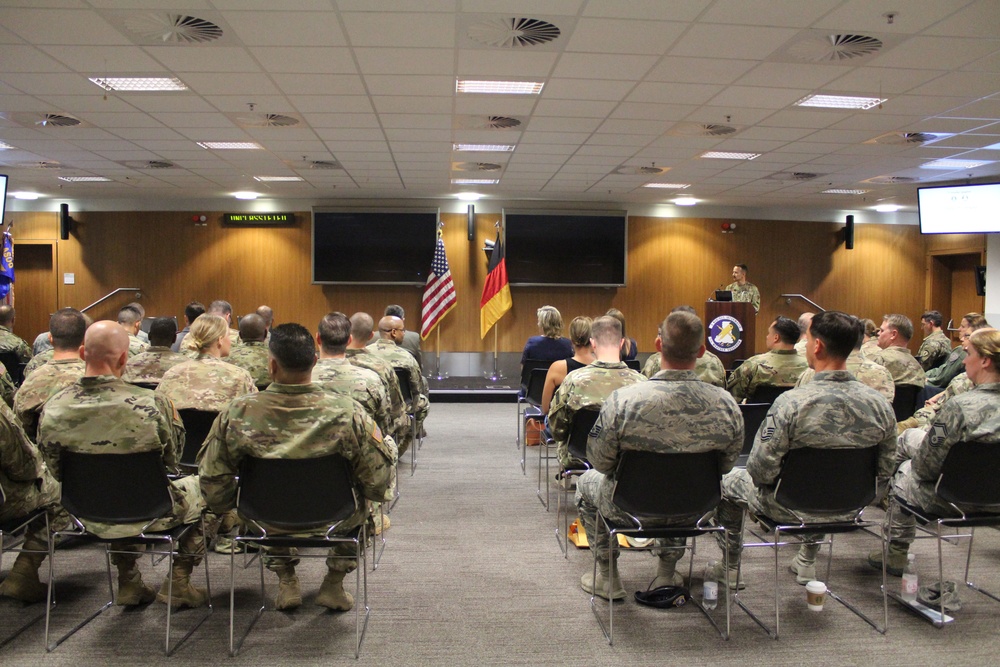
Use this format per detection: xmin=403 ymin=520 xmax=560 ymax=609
xmin=431 ymin=325 xmax=446 ymax=380
xmin=485 ymin=321 xmax=503 ymax=381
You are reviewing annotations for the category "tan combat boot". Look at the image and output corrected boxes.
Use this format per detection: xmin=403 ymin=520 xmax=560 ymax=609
xmin=868 ymin=541 xmax=909 ymax=577
xmin=274 ymin=564 xmax=302 ymax=610
xmin=650 ymin=553 xmax=685 ymax=589
xmin=580 ymin=558 xmax=626 ymax=601
xmin=0 ymin=551 xmax=47 ymax=603
xmin=789 ymin=542 xmax=822 ymax=585
xmin=315 ymin=570 xmax=354 ymax=611
xmin=156 ymin=560 xmax=208 ymax=609
xmin=116 ymin=560 xmax=157 ymax=606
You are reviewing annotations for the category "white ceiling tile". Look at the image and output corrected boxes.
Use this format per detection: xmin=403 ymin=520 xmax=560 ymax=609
xmin=565 ymin=19 xmax=686 ymax=55
xmin=627 ymin=82 xmax=724 ymax=105
xmin=121 ymin=95 xmax=218 ymax=113
xmin=0 ymin=8 xmax=131 ymax=45
xmin=453 ymin=97 xmax=536 ymax=116
xmin=293 ymin=113 xmax=379 ymax=128
xmin=824 ymin=67 xmax=943 ymax=96
xmin=2 ymin=45 xmax=73 ymax=73
xmin=533 ymin=99 xmax=617 ymax=118
xmin=645 ymin=57 xmax=757 ymax=85
xmin=355 ymin=48 xmax=453 ymax=76
xmin=814 ymin=0 xmax=975 ymax=34
xmin=670 ymin=25 xmax=800 ymax=60
xmin=144 ymin=46 xmax=261 ymax=73
xmin=456 ymin=50 xmax=557 ymax=78
xmin=380 ymin=114 xmax=452 ymax=129
xmin=685 ymin=107 xmax=777 ymax=125
xmin=759 ymin=108 xmax=848 ymax=128
xmin=293 ymin=97 xmax=374 ymax=113
xmin=461 ymin=0 xmax=582 ymax=15
xmin=249 ymin=47 xmax=356 ymax=74
xmin=363 ymin=75 xmax=454 ymax=96
xmin=541 ymin=78 xmax=635 ymax=101
xmin=870 ymin=37 xmax=1000 ymax=71
xmin=149 ymin=112 xmax=237 ymax=128
xmin=272 ymin=74 xmax=367 ymax=96
xmin=963 ymin=50 xmax=1000 ymax=73
xmin=373 ymin=96 xmax=453 ymax=114
xmin=737 ymin=63 xmax=852 ymax=90
xmin=924 ymin=0 xmax=1000 ymax=37
xmin=2 ymin=73 xmax=98 ymax=95
xmin=707 ymin=86 xmax=811 ymax=110
xmin=223 ymin=11 xmax=347 ymax=46
xmin=77 ymin=112 xmax=163 ymax=128
xmin=939 ymin=97 xmax=1000 ymax=120
xmin=523 ymin=117 xmax=600 ymax=133
xmin=888 ymin=95 xmax=974 ymax=116
xmin=34 ymin=94 xmax=142 ymax=113
xmin=312 ymin=127 xmax=384 ymax=140
xmin=552 ymin=54 xmax=659 ymax=80
xmin=608 ymin=102 xmax=695 ymax=122
xmin=699 ymin=0 xmax=841 ymax=27
xmin=205 ymin=96 xmax=292 ymax=113
xmin=518 ymin=131 xmax=593 ymax=145
xmin=38 ymin=45 xmax=166 ymax=73
xmin=179 ymin=72 xmax=283 ymax=96
xmin=909 ymin=71 xmax=1000 ymax=99
xmin=342 ymin=12 xmax=455 ymax=48
xmin=596 ymin=118 xmax=665 ymax=135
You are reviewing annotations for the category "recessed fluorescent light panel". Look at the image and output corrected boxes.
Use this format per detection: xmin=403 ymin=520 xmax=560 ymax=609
xmin=0 ymin=141 xmax=14 ymax=150
xmin=701 ymin=151 xmax=760 ymax=160
xmin=795 ymin=94 xmax=885 ymax=110
xmin=920 ymin=159 xmax=991 ymax=170
xmin=823 ymin=188 xmax=870 ymax=195
xmin=58 ymin=176 xmax=111 ymax=182
xmin=253 ymin=176 xmax=303 ymax=182
xmin=453 ymin=144 xmax=515 ymax=152
xmin=674 ymin=197 xmax=698 ymax=206
xmin=456 ymin=80 xmax=544 ymax=95
xmin=197 ymin=141 xmax=262 ymax=150
xmin=232 ymin=191 xmax=259 ymax=200
xmin=12 ymin=192 xmax=40 ymax=200
xmin=874 ymin=204 xmax=901 ymax=212
xmin=642 ymin=183 xmax=690 ymax=189
xmin=90 ymin=77 xmax=187 ymax=92
xmin=451 ymin=178 xmax=499 ymax=185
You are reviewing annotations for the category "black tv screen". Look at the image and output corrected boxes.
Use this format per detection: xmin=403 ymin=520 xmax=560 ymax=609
xmin=312 ymin=209 xmax=438 ymax=285
xmin=918 ymin=182 xmax=1000 ymax=234
xmin=503 ymin=210 xmax=627 ymax=286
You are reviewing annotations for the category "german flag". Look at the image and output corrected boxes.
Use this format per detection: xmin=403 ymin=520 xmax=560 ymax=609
xmin=480 ymin=234 xmax=512 ymax=338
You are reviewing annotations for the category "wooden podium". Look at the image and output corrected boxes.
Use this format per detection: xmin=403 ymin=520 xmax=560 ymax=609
xmin=705 ymin=301 xmax=756 ymax=370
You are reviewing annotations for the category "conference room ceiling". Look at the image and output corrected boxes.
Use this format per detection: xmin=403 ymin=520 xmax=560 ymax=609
xmin=1 ymin=0 xmax=999 ymax=215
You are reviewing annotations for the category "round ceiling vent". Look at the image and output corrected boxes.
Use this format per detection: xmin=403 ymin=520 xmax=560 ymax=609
xmin=864 ymin=175 xmax=917 ymax=184
xmin=18 ymin=161 xmax=61 ymax=169
xmin=143 ymin=160 xmax=175 ymax=169
xmin=124 ymin=14 xmax=224 ymax=44
xmin=786 ymin=34 xmax=883 ymax=62
xmin=668 ymin=123 xmax=738 ymax=137
xmin=452 ymin=162 xmax=503 ymax=172
xmin=307 ymin=160 xmax=342 ymax=170
xmin=36 ymin=113 xmax=81 ymax=127
xmin=766 ymin=171 xmax=822 ymax=181
xmin=467 ymin=17 xmax=561 ymax=48
xmin=872 ymin=132 xmax=945 ymax=146
xmin=235 ymin=113 xmax=300 ymax=128
xmin=614 ymin=166 xmax=668 ymax=175
xmin=457 ymin=115 xmax=523 ymax=130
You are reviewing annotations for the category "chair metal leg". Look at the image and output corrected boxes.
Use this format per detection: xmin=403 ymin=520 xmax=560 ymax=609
xmin=355 ymin=528 xmax=371 ymax=659
xmin=372 ymin=504 xmax=386 ymax=571
xmin=45 ymin=532 xmax=114 ymax=653
xmin=535 ymin=439 xmax=553 ymax=510
xmin=409 ymin=414 xmax=418 ymax=476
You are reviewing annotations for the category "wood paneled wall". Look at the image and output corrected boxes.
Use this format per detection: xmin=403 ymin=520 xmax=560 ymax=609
xmin=6 ymin=210 xmax=939 ymax=354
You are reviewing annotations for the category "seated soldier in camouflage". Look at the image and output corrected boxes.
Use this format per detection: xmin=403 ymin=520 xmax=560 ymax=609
xmin=369 ymin=315 xmax=429 ymax=438
xmin=872 ymin=328 xmax=1000 ymax=576
xmin=577 ymin=310 xmax=742 ymax=600
xmin=38 ymin=321 xmax=210 ymax=608
xmin=117 ymin=305 xmax=149 ymax=358
xmin=795 ymin=319 xmax=895 ymax=402
xmin=0 ymin=305 xmax=32 ymax=364
xmin=642 ymin=306 xmax=725 ymax=387
xmin=869 ymin=314 xmax=926 ymax=389
xmin=14 ymin=308 xmax=87 ymax=441
xmin=549 ymin=315 xmax=645 ymax=470
xmin=225 ymin=313 xmax=270 ymax=387
xmin=726 ymin=316 xmax=808 ymax=402
xmin=346 ymin=313 xmax=409 ymax=456
xmin=199 ymin=324 xmax=395 ymax=611
xmin=122 ymin=316 xmax=188 ymax=387
xmin=915 ymin=310 xmax=951 ymax=372
xmin=713 ymin=312 xmax=897 ymax=588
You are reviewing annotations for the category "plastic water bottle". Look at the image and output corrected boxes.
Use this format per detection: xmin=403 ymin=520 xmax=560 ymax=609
xmin=901 ymin=553 xmax=919 ymax=602
xmin=703 ymin=560 xmax=719 ymax=610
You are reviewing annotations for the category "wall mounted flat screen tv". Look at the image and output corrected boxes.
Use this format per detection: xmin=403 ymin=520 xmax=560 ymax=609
xmin=503 ymin=210 xmax=627 ymax=287
xmin=313 ymin=209 xmax=438 ymax=285
xmin=918 ymin=182 xmax=1000 ymax=234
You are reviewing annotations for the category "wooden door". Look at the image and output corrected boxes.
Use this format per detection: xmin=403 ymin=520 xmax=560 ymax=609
xmin=11 ymin=243 xmax=58 ymax=344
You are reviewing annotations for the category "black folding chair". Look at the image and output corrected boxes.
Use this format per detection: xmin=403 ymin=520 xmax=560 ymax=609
xmin=736 ymin=403 xmax=770 ymax=467
xmin=522 ymin=366 xmax=550 ymax=477
xmin=624 ymin=359 xmax=641 ymax=372
xmin=887 ymin=440 xmax=1000 ymax=627
xmin=736 ymin=445 xmax=886 ymax=639
xmin=590 ymin=450 xmax=731 ymax=644
xmin=516 ymin=359 xmax=554 ymax=471
xmin=0 ymin=489 xmax=51 ymax=647
xmin=891 ymin=384 xmax=921 ymax=423
xmin=393 ymin=367 xmax=419 ymax=476
xmin=747 ymin=384 xmax=792 ymax=405
xmin=45 ymin=450 xmax=212 ymax=656
xmin=230 ymin=454 xmax=368 ymax=658
xmin=554 ymin=409 xmax=599 ymax=558
xmin=177 ymin=409 xmax=219 ymax=472
xmin=0 ymin=350 xmax=25 ymax=386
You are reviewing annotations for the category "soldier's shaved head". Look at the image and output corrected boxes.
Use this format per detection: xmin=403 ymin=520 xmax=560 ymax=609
xmin=0 ymin=305 xmax=14 ymax=327
xmin=378 ymin=315 xmax=404 ymax=342
xmin=238 ymin=313 xmax=266 ymax=342
xmin=83 ymin=320 xmax=130 ymax=376
xmin=148 ymin=317 xmax=177 ymax=347
xmin=350 ymin=312 xmax=374 ymax=342
xmin=50 ymin=308 xmax=87 ymax=351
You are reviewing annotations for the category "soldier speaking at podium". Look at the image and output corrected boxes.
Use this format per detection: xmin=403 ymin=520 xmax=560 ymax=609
xmin=724 ymin=264 xmax=760 ymax=313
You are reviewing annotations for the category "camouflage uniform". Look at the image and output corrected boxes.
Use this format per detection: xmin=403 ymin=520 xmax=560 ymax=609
xmin=642 ymin=350 xmax=726 ymax=388
xmin=156 ymin=354 xmax=257 ymax=411
xmin=37 ymin=376 xmax=206 ymax=565
xmin=127 ymin=333 xmax=149 ymax=358
xmin=915 ymin=330 xmax=951 ymax=371
xmin=312 ymin=358 xmax=393 ymax=438
xmin=14 ymin=358 xmax=85 ymax=441
xmin=724 ymin=281 xmax=761 ymax=312
xmin=717 ymin=371 xmax=897 ymax=565
xmin=926 ymin=345 xmax=966 ymax=388
xmin=796 ymin=350 xmax=895 ymax=402
xmin=896 ymin=372 xmax=974 ymax=433
xmin=224 ymin=340 xmax=270 ymax=387
xmin=727 ymin=349 xmax=808 ymax=402
xmin=0 ymin=325 xmax=32 ymax=363
xmin=888 ymin=382 xmax=1000 ymax=543
xmin=576 ymin=369 xmax=743 ymax=562
xmin=345 ymin=348 xmax=410 ymax=456
xmin=549 ymin=360 xmax=646 ymax=468
xmin=868 ymin=345 xmax=926 ymax=388
xmin=860 ymin=338 xmax=881 ymax=360
xmin=367 ymin=338 xmax=429 ymax=427
xmin=122 ymin=346 xmax=189 ymax=387
xmin=198 ymin=383 xmax=395 ymax=572
xmin=0 ymin=362 xmax=14 ymax=409
xmin=23 ymin=350 xmax=54 ymax=379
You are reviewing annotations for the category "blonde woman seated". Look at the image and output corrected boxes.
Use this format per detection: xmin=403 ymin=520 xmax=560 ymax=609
xmin=541 ymin=317 xmax=595 ymax=415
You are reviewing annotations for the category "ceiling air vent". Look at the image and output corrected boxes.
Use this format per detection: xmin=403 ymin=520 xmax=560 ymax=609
xmin=452 ymin=162 xmax=503 ymax=172
xmin=863 ymin=175 xmax=917 ymax=184
xmin=467 ymin=17 xmax=561 ymax=48
xmin=456 ymin=115 xmax=522 ymax=130
xmin=124 ymin=13 xmax=224 ymax=44
xmin=868 ymin=132 xmax=950 ymax=146
xmin=144 ymin=160 xmax=175 ymax=169
xmin=614 ymin=166 xmax=668 ymax=175
xmin=234 ymin=113 xmax=300 ymax=128
xmin=668 ymin=123 xmax=739 ymax=137
xmin=307 ymin=160 xmax=342 ymax=170
xmin=18 ymin=161 xmax=61 ymax=169
xmin=766 ymin=171 xmax=822 ymax=181
xmin=786 ymin=34 xmax=883 ymax=62
xmin=36 ymin=113 xmax=81 ymax=127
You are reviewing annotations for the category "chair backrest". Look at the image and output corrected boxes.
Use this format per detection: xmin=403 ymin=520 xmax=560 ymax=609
xmin=237 ymin=454 xmax=358 ymax=530
xmin=773 ymin=446 xmax=879 ymax=514
xmin=0 ymin=350 xmax=24 ymax=386
xmin=524 ymin=368 xmax=549 ymax=407
xmin=60 ymin=449 xmax=173 ymax=524
xmin=937 ymin=441 xmax=1000 ymax=508
xmin=519 ymin=359 xmax=554 ymax=394
xmin=566 ymin=409 xmax=601 ymax=463
xmin=611 ymin=450 xmax=722 ymax=521
xmin=891 ymin=384 xmax=921 ymax=422
xmin=624 ymin=359 xmax=641 ymax=372
xmin=178 ymin=409 xmax=219 ymax=466
xmin=748 ymin=384 xmax=792 ymax=405
xmin=394 ymin=367 xmax=413 ymax=405
xmin=738 ymin=403 xmax=770 ymax=457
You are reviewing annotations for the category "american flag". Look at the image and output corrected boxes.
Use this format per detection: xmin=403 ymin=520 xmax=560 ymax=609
xmin=420 ymin=235 xmax=457 ymax=339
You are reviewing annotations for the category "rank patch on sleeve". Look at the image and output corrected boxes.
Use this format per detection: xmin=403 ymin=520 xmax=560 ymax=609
xmin=759 ymin=414 xmax=776 ymax=442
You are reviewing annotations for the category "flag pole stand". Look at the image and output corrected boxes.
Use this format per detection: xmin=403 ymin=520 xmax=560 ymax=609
xmin=484 ymin=324 xmax=504 ymax=381
xmin=430 ymin=327 xmax=447 ymax=380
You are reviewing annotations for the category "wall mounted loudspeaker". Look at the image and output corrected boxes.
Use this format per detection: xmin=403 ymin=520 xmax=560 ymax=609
xmin=59 ymin=203 xmax=73 ymax=240
xmin=976 ymin=265 xmax=986 ymax=297
xmin=467 ymin=204 xmax=475 ymax=241
xmin=845 ymin=214 xmax=854 ymax=250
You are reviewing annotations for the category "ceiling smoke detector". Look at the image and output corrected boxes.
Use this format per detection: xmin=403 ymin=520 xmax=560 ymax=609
xmin=863 ymin=175 xmax=917 ymax=184
xmin=234 ymin=113 xmax=300 ymax=128
xmin=467 ymin=17 xmax=561 ymax=48
xmin=614 ymin=166 xmax=668 ymax=175
xmin=867 ymin=132 xmax=951 ymax=146
xmin=668 ymin=123 xmax=739 ymax=137
xmin=786 ymin=34 xmax=883 ymax=62
xmin=452 ymin=162 xmax=503 ymax=172
xmin=124 ymin=13 xmax=223 ymax=44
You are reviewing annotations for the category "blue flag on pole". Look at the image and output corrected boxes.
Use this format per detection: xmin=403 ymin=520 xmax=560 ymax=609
xmin=0 ymin=232 xmax=14 ymax=301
